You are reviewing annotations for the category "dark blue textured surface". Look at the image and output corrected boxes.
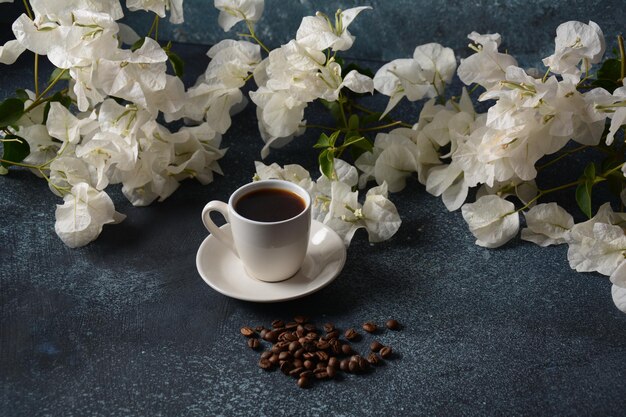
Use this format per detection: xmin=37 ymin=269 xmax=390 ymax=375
xmin=120 ymin=0 xmax=624 ymax=68
xmin=1 ymin=42 xmax=626 ymax=416
xmin=2 ymin=2 xmax=626 ymax=415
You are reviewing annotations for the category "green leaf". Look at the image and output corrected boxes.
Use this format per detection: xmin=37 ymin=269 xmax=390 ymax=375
xmin=349 ymin=136 xmax=374 ymax=160
xmin=15 ymin=89 xmax=30 ymax=102
xmin=597 ymin=58 xmax=621 ymax=82
xmin=131 ymin=37 xmax=146 ymax=52
xmin=167 ymin=49 xmax=185 ymax=78
xmin=348 ymin=114 xmax=359 ymax=131
xmin=319 ymin=149 xmax=335 ymax=179
xmin=1 ymin=134 xmax=30 ymax=168
xmin=0 ymin=98 xmax=25 ymax=127
xmin=361 ymin=112 xmax=384 ymax=125
xmin=313 ymin=133 xmax=332 ymax=149
xmin=0 ymin=166 xmax=8 ymax=175
xmin=47 ymin=67 xmax=71 ymax=83
xmin=575 ymin=180 xmax=593 ymax=219
xmin=583 ymin=162 xmax=596 ymax=180
xmin=327 ymin=130 xmax=341 ymax=147
xmin=592 ymin=58 xmax=622 ymax=93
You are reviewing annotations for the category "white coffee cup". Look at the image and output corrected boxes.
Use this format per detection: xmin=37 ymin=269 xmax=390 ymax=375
xmin=201 ymin=180 xmax=311 ymax=282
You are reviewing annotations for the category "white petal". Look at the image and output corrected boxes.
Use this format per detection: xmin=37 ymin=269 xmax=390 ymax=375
xmin=0 ymin=39 xmax=25 ymax=64
xmin=611 ymin=284 xmax=626 ymax=313
xmin=342 ymin=70 xmax=374 ymax=94
xmin=461 ymin=195 xmax=519 ymax=248
xmin=521 ymin=203 xmax=574 ymax=247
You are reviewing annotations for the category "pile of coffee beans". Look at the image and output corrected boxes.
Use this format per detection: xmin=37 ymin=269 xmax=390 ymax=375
xmin=240 ymin=315 xmax=401 ymax=388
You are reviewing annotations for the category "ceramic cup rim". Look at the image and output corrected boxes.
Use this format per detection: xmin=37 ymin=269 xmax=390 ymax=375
xmin=227 ymin=180 xmax=311 ymax=226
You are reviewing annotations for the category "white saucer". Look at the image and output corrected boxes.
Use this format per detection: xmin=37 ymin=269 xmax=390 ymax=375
xmin=196 ymin=220 xmax=347 ymax=302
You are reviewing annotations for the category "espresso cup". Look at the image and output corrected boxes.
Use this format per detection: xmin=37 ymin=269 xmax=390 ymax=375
xmin=201 ymin=180 xmax=311 ymax=282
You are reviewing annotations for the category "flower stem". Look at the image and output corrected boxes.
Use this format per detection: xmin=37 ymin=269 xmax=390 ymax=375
xmin=34 ymin=54 xmax=40 ymax=97
xmin=618 ymin=35 xmax=625 ymax=81
xmin=245 ymin=20 xmax=270 ymax=54
xmin=24 ymin=70 xmax=69 ymax=112
xmin=22 ymin=0 xmax=33 ymax=19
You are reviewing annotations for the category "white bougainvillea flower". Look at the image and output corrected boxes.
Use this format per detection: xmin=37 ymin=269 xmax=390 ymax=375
xmin=565 ymin=203 xmax=626 ymax=275
xmin=75 ymin=131 xmax=138 ymax=189
xmin=542 ymin=20 xmax=605 ymax=82
xmin=46 ymin=102 xmax=97 ymax=144
xmin=521 ymin=203 xmax=574 ymax=247
xmin=361 ymin=182 xmax=401 ymax=242
xmin=127 ymin=0 xmax=185 ymax=24
xmin=48 ymin=156 xmax=96 ymax=197
xmin=54 ymin=182 xmax=125 ymax=248
xmin=457 ymin=32 xmax=518 ymax=89
xmin=214 ymin=0 xmax=264 ymax=32
xmin=296 ymin=6 xmax=371 ymax=52
xmin=0 ymin=39 xmax=25 ymax=64
xmin=412 ymin=43 xmax=456 ymax=96
xmin=601 ymin=85 xmax=626 ymax=146
xmin=461 ymin=195 xmax=519 ymax=248
xmin=374 ymin=43 xmax=453 ymax=117
xmin=28 ymin=0 xmax=124 ymax=23
xmin=425 ymin=162 xmax=469 ymax=211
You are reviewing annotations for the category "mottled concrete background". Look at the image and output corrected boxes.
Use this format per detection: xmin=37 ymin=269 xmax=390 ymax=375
xmin=0 ymin=1 xmax=623 ymax=68
xmin=122 ymin=0 xmax=623 ymax=67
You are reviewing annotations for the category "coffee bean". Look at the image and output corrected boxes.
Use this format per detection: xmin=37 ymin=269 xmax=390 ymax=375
xmin=386 ymin=319 xmax=400 ymax=330
xmin=367 ymin=352 xmax=381 ymax=366
xmin=260 ymin=351 xmax=272 ymax=360
xmin=293 ymin=359 xmax=303 ymax=368
xmin=259 ymin=328 xmax=268 ymax=339
xmin=289 ymin=367 xmax=305 ymax=377
xmin=269 ymin=354 xmax=280 ymax=365
xmin=340 ymin=358 xmax=350 ymax=372
xmin=370 ymin=340 xmax=383 ymax=352
xmin=304 ymin=360 xmax=315 ymax=370
xmin=280 ymin=361 xmax=294 ymax=375
xmin=304 ymin=323 xmax=317 ymax=332
xmin=348 ymin=360 xmax=359 ymax=373
xmin=247 ymin=338 xmax=260 ymax=350
xmin=328 ymin=357 xmax=339 ymax=369
xmin=263 ymin=330 xmax=279 ymax=343
xmin=341 ymin=343 xmax=353 ymax=355
xmin=323 ymin=322 xmax=335 ymax=333
xmin=326 ymin=365 xmax=336 ymax=378
xmin=316 ymin=340 xmax=330 ymax=350
xmin=316 ymin=351 xmax=329 ymax=361
xmin=314 ymin=370 xmax=329 ymax=380
xmin=316 ymin=362 xmax=326 ymax=370
xmin=285 ymin=321 xmax=298 ymax=330
xmin=271 ymin=319 xmax=285 ymax=329
xmin=344 ymin=328 xmax=360 ymax=341
xmin=326 ymin=330 xmax=340 ymax=340
xmin=294 ymin=348 xmax=304 ymax=359
xmin=297 ymin=376 xmax=311 ymax=388
xmin=380 ymin=346 xmax=393 ymax=359
xmin=240 ymin=326 xmax=255 ymax=337
xmin=288 ymin=341 xmax=301 ymax=352
xmin=299 ymin=369 xmax=313 ymax=377
xmin=294 ymin=315 xmax=308 ymax=324
xmin=278 ymin=351 xmax=292 ymax=361
xmin=362 ymin=322 xmax=378 ymax=333
xmin=259 ymin=358 xmax=272 ymax=370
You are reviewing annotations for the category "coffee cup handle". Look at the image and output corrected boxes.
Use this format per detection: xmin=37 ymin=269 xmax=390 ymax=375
xmin=201 ymin=201 xmax=239 ymax=258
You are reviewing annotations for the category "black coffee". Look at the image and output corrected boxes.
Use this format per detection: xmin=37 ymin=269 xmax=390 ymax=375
xmin=235 ymin=188 xmax=305 ymax=222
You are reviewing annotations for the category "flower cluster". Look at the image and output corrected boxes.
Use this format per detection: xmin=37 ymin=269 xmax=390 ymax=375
xmin=359 ymin=21 xmax=626 ymax=312
xmin=0 ymin=0 xmax=233 ymax=247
